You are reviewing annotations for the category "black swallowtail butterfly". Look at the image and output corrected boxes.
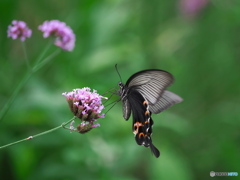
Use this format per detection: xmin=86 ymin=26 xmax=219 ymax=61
xmin=118 ymin=69 xmax=183 ymax=158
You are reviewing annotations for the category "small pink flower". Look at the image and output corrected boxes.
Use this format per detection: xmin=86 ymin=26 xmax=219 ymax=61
xmin=77 ymin=121 xmax=100 ymax=134
xmin=7 ymin=20 xmax=32 ymax=41
xmin=38 ymin=20 xmax=75 ymax=51
xmin=63 ymin=87 xmax=107 ymax=133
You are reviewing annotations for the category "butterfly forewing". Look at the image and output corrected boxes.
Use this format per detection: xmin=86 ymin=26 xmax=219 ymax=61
xmin=126 ymin=70 xmax=174 ymax=105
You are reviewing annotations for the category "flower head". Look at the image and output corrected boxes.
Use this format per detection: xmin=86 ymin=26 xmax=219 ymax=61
xmin=7 ymin=20 xmax=32 ymax=41
xmin=62 ymin=87 xmax=107 ymax=133
xmin=38 ymin=20 xmax=75 ymax=51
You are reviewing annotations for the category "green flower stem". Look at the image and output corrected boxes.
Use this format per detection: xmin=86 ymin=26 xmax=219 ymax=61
xmin=0 ymin=46 xmax=61 ymax=122
xmin=21 ymin=41 xmax=31 ymax=70
xmin=0 ymin=72 xmax=33 ymax=122
xmin=34 ymin=40 xmax=53 ymax=67
xmin=33 ymin=49 xmax=61 ymax=72
xmin=0 ymin=116 xmax=76 ymax=149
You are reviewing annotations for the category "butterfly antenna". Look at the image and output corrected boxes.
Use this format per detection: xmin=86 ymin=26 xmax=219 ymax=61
xmin=102 ymin=64 xmax=122 ymax=116
xmin=115 ymin=64 xmax=123 ymax=82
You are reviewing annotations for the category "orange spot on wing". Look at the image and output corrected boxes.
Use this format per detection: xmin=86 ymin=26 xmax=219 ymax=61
xmin=143 ymin=101 xmax=148 ymax=105
xmin=133 ymin=122 xmax=144 ymax=135
xmin=138 ymin=132 xmax=145 ymax=137
xmin=145 ymin=111 xmax=150 ymax=115
xmin=134 ymin=122 xmax=144 ymax=127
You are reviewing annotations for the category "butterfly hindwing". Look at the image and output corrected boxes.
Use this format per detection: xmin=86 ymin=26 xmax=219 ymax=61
xmin=149 ymin=90 xmax=183 ymax=114
xmin=128 ymin=89 xmax=160 ymax=158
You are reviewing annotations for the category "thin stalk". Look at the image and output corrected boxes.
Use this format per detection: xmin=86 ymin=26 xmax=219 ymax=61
xmin=34 ymin=40 xmax=53 ymax=67
xmin=0 ymin=46 xmax=61 ymax=122
xmin=33 ymin=49 xmax=61 ymax=72
xmin=0 ymin=72 xmax=32 ymax=122
xmin=21 ymin=41 xmax=31 ymax=70
xmin=0 ymin=117 xmax=76 ymax=149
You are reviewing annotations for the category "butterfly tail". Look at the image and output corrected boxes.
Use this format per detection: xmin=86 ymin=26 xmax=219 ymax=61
xmin=150 ymin=142 xmax=160 ymax=158
xmin=135 ymin=133 xmax=160 ymax=158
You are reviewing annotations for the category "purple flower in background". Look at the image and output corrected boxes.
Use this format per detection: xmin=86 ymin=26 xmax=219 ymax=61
xmin=38 ymin=20 xmax=75 ymax=51
xmin=179 ymin=0 xmax=209 ymax=18
xmin=7 ymin=20 xmax=32 ymax=41
xmin=62 ymin=87 xmax=107 ymax=133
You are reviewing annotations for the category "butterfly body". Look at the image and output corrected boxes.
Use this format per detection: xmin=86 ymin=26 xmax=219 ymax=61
xmin=118 ymin=69 xmax=183 ymax=158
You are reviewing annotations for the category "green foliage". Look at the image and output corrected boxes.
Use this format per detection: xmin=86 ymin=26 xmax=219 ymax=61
xmin=0 ymin=0 xmax=240 ymax=180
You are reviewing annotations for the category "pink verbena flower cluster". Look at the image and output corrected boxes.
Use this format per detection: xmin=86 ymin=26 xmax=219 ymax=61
xmin=38 ymin=20 xmax=75 ymax=51
xmin=62 ymin=88 xmax=107 ymax=134
xmin=7 ymin=20 xmax=75 ymax=51
xmin=7 ymin=20 xmax=32 ymax=41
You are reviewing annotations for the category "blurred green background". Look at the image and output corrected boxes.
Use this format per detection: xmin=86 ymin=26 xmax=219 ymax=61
xmin=0 ymin=0 xmax=239 ymax=180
